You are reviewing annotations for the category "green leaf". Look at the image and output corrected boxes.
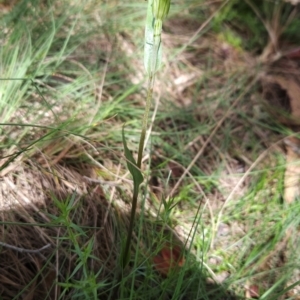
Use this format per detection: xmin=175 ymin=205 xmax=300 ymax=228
xmin=122 ymin=126 xmax=144 ymax=196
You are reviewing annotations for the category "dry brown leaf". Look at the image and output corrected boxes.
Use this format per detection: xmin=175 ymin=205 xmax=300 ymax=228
xmin=284 ymin=137 xmax=300 ymax=203
xmin=261 ymin=55 xmax=300 ymax=127
xmin=262 ymin=74 xmax=300 ymax=126
xmin=273 ymin=76 xmax=300 ymax=119
xmin=285 ymin=0 xmax=300 ymax=4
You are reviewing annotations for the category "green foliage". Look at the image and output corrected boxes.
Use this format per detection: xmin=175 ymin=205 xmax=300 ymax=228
xmin=122 ymin=127 xmax=144 ymax=197
xmin=218 ymin=29 xmax=243 ymax=49
xmin=121 ymin=126 xmax=144 ymax=268
xmin=212 ymin=0 xmax=300 ymax=52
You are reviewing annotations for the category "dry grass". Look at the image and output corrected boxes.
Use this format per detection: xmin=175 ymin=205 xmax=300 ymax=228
xmin=0 ymin=190 xmax=118 ymax=299
xmin=1 ymin=0 xmax=300 ymax=299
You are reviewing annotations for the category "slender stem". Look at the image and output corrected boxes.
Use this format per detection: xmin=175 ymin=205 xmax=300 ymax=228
xmin=122 ymin=1 xmax=163 ymax=271
xmin=137 ymin=74 xmax=154 ymax=168
xmin=122 ymin=74 xmax=154 ymax=267
xmin=122 ymin=67 xmax=155 ymax=269
xmin=121 ymin=185 xmax=139 ymax=268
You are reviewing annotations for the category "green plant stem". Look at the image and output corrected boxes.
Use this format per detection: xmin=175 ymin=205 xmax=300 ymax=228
xmin=137 ymin=74 xmax=155 ymax=168
xmin=122 ymin=0 xmax=162 ymax=269
xmin=122 ymin=74 xmax=155 ymax=269
xmin=121 ymin=184 xmax=139 ymax=268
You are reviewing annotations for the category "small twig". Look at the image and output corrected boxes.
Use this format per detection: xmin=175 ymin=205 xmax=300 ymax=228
xmin=0 ymin=241 xmax=51 ymax=254
xmin=83 ymin=175 xmax=121 ymax=186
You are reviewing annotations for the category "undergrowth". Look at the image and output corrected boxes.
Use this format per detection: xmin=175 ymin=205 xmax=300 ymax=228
xmin=0 ymin=0 xmax=300 ymax=299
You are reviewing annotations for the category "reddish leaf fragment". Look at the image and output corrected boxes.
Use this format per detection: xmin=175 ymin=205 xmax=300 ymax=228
xmin=168 ymin=161 xmax=183 ymax=178
xmin=248 ymin=285 xmax=260 ymax=299
xmin=285 ymin=47 xmax=300 ymax=59
xmin=153 ymin=242 xmax=185 ymax=276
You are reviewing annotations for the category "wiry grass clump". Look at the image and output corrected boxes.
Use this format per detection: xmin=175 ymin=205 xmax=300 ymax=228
xmin=0 ymin=0 xmax=300 ymax=299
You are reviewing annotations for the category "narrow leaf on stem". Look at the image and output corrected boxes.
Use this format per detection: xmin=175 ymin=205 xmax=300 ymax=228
xmin=122 ymin=126 xmax=143 ymax=195
xmin=121 ymin=126 xmax=143 ymax=268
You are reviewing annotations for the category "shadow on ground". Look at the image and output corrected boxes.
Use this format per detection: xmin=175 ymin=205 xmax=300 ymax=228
xmin=0 ymin=181 xmax=243 ymax=300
